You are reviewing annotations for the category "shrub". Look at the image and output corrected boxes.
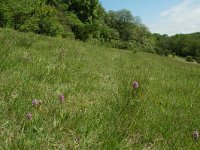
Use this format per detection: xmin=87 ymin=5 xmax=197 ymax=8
xmin=185 ymin=56 xmax=194 ymax=62
xmin=155 ymin=47 xmax=168 ymax=55
xmin=196 ymin=57 xmax=200 ymax=64
xmin=165 ymin=50 xmax=170 ymax=56
xmin=172 ymin=52 xmax=176 ymax=58
xmin=19 ymin=17 xmax=40 ymax=32
xmin=142 ymin=46 xmax=155 ymax=54
xmin=36 ymin=5 xmax=64 ymax=36
xmin=0 ymin=7 xmax=8 ymax=27
xmin=0 ymin=3 xmax=13 ymax=28
xmin=117 ymin=41 xmax=133 ymax=50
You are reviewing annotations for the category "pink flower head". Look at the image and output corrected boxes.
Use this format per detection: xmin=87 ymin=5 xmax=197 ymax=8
xmin=26 ymin=112 xmax=32 ymax=120
xmin=58 ymin=94 xmax=64 ymax=102
xmin=192 ymin=130 xmax=199 ymax=140
xmin=132 ymin=80 xmax=139 ymax=89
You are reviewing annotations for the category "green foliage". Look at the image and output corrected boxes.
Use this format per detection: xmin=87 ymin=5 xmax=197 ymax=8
xmin=0 ymin=0 xmax=155 ymax=51
xmin=155 ymin=47 xmax=164 ymax=55
xmin=0 ymin=3 xmax=12 ymax=27
xmin=185 ymin=56 xmax=194 ymax=62
xmin=65 ymin=12 xmax=90 ymax=40
xmin=67 ymin=0 xmax=99 ymax=22
xmin=19 ymin=17 xmax=40 ymax=32
xmin=36 ymin=5 xmax=64 ymax=36
xmin=196 ymin=57 xmax=200 ymax=63
xmin=105 ymin=9 xmax=144 ymax=42
xmin=117 ymin=41 xmax=134 ymax=50
xmin=155 ymin=33 xmax=200 ymax=59
xmin=0 ymin=0 xmax=65 ymax=36
xmin=182 ymin=47 xmax=190 ymax=56
xmin=172 ymin=52 xmax=176 ymax=58
xmin=99 ymin=25 xmax=119 ymax=42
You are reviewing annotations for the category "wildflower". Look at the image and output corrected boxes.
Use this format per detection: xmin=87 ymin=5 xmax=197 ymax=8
xmin=26 ymin=112 xmax=32 ymax=120
xmin=192 ymin=130 xmax=199 ymax=140
xmin=58 ymin=94 xmax=64 ymax=102
xmin=132 ymin=80 xmax=139 ymax=89
xmin=32 ymin=99 xmax=42 ymax=106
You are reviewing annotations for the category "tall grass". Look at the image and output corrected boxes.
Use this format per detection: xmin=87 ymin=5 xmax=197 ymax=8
xmin=0 ymin=28 xmax=200 ymax=149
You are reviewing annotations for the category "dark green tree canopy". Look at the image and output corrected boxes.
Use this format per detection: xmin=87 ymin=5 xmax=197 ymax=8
xmin=0 ymin=0 xmax=154 ymax=51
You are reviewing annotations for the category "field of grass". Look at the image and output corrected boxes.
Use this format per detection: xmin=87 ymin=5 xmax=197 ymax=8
xmin=1 ymin=28 xmax=200 ymax=149
xmin=168 ymin=54 xmax=199 ymax=65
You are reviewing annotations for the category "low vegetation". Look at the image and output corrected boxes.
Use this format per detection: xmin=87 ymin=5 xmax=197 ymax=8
xmin=185 ymin=56 xmax=194 ymax=62
xmin=0 ymin=28 xmax=200 ymax=149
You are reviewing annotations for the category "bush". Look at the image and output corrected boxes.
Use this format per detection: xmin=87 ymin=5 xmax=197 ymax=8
xmin=0 ymin=3 xmax=13 ymax=28
xmin=36 ymin=5 xmax=64 ymax=37
xmin=62 ymin=32 xmax=75 ymax=39
xmin=117 ymin=41 xmax=133 ymax=50
xmin=172 ymin=52 xmax=176 ymax=58
xmin=143 ymin=47 xmax=155 ymax=54
xmin=185 ymin=56 xmax=194 ymax=62
xmin=0 ymin=7 xmax=8 ymax=27
xmin=155 ymin=47 xmax=168 ymax=55
xmin=196 ymin=57 xmax=200 ymax=63
xmin=19 ymin=17 xmax=40 ymax=32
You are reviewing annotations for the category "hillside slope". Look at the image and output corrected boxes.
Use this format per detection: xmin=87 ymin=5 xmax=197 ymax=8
xmin=0 ymin=28 xmax=200 ymax=149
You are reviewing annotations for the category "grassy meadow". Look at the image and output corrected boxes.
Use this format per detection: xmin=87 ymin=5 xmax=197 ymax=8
xmin=0 ymin=28 xmax=200 ymax=149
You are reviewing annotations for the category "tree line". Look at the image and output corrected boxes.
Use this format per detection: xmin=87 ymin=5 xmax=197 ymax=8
xmin=0 ymin=0 xmax=200 ymax=62
xmin=0 ymin=0 xmax=156 ymax=52
xmin=154 ymin=33 xmax=200 ymax=63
